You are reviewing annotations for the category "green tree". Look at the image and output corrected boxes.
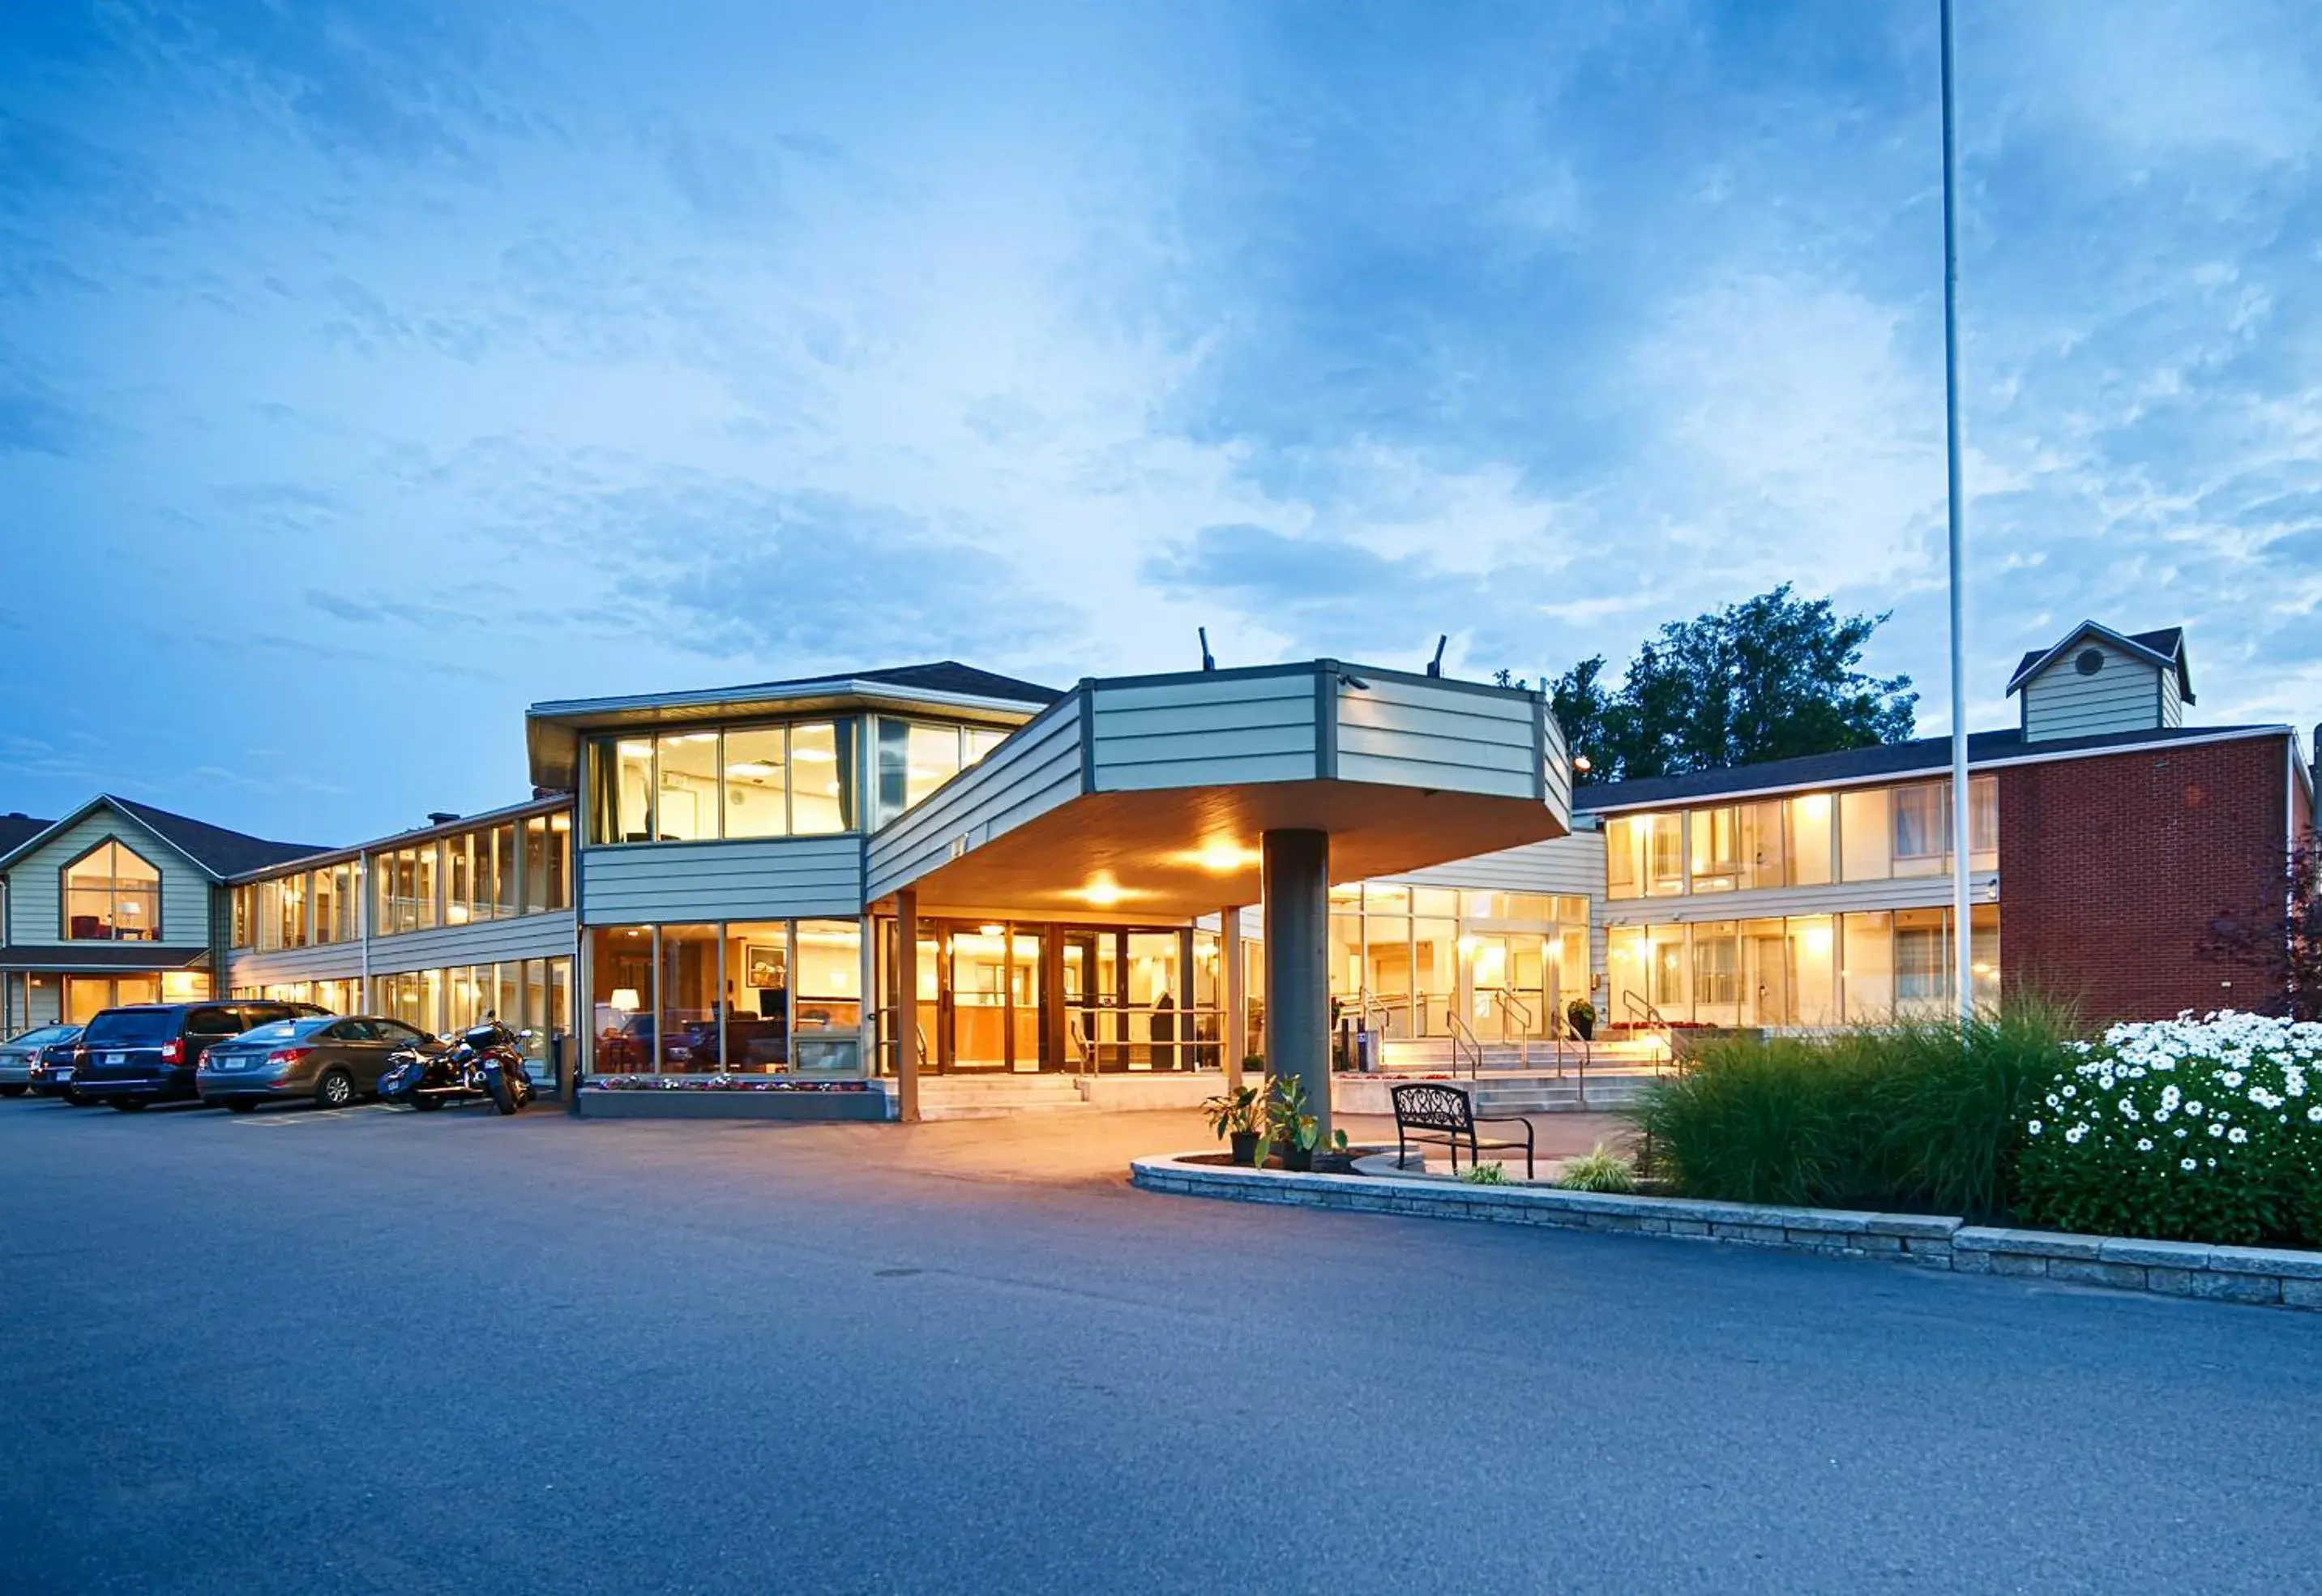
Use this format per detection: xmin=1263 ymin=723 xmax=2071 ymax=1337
xmin=1551 ymin=586 xmax=1916 ymax=782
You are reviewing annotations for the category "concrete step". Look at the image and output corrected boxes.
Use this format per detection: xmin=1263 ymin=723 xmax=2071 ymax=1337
xmin=913 ymin=1076 xmax=1094 ymax=1120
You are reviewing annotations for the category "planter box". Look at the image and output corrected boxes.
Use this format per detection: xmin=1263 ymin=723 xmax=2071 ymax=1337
xmin=577 ymin=1088 xmax=894 ymax=1122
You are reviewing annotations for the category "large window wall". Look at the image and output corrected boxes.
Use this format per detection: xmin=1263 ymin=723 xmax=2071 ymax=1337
xmin=586 ymin=721 xmax=858 ymax=845
xmin=62 ymin=841 xmax=163 ymax=941
xmin=1606 ymin=906 xmax=1998 ymax=1028
xmin=1605 ymin=777 xmax=1996 ymax=901
xmin=588 ymin=919 xmax=863 ymax=1076
xmin=242 ymin=957 xmax=574 ymax=1080
xmin=228 ymin=809 xmax=572 ymax=952
xmin=1310 ymin=886 xmax=1590 ymax=1042
xmin=870 ymin=718 xmax=1011 ymax=827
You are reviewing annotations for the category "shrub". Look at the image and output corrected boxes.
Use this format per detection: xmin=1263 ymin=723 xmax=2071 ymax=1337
xmin=2014 ymin=1011 xmax=2322 ymax=1248
xmin=1631 ymin=1003 xmax=2076 ymax=1216
xmin=1557 ymin=1142 xmax=1635 ymax=1193
xmin=1463 ymin=1162 xmax=1510 ymax=1185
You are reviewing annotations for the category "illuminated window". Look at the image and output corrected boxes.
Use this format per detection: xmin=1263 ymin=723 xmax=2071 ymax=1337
xmin=62 ymin=841 xmax=162 ymax=941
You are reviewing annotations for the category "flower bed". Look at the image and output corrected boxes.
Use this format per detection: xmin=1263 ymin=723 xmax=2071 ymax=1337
xmin=2016 ymin=1011 xmax=2322 ymax=1248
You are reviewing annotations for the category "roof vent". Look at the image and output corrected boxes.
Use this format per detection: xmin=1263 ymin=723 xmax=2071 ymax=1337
xmin=426 ymin=811 xmax=461 ymax=826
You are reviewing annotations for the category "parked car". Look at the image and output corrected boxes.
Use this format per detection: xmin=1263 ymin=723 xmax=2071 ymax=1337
xmin=72 ymin=1001 xmax=329 ymax=1110
xmin=197 ymin=1014 xmax=435 ymax=1111
xmin=29 ymin=1033 xmax=92 ymax=1102
xmin=0 ymin=1024 xmax=80 ymax=1098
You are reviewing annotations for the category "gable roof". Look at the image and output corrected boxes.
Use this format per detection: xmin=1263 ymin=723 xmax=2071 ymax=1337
xmin=2006 ymin=623 xmax=2192 ymax=703
xmin=0 ymin=812 xmax=53 ymax=858
xmin=0 ymin=794 xmax=331 ymax=881
xmin=1575 ymin=721 xmax=2286 ymax=813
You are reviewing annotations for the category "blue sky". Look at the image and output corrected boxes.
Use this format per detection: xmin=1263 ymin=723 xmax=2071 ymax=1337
xmin=3 ymin=0 xmax=2319 ymax=845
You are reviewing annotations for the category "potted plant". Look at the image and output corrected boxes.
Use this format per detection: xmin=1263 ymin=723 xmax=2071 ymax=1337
xmin=1566 ymin=997 xmax=1596 ymax=1042
xmin=1201 ymin=1083 xmax=1265 ymax=1166
xmin=1263 ymin=1074 xmax=1319 ymax=1171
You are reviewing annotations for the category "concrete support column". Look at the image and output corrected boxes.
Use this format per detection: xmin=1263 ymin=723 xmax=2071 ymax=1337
xmin=895 ymin=889 xmax=922 ymax=1123
xmin=1261 ymin=828 xmax=1331 ymax=1141
xmin=1221 ymin=905 xmax=1246 ymax=1092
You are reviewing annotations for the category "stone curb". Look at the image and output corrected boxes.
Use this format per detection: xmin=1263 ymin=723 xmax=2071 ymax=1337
xmin=1127 ymin=1154 xmax=2322 ymax=1315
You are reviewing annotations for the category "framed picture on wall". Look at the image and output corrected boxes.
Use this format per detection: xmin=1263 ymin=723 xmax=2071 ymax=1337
xmin=744 ymin=943 xmax=785 ymax=990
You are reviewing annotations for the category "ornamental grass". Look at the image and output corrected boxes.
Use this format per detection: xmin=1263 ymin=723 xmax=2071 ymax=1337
xmin=1629 ymin=1002 xmax=2079 ymax=1219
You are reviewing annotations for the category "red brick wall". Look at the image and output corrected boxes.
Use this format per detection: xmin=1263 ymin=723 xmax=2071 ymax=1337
xmin=1997 ymin=734 xmax=2296 ymax=1024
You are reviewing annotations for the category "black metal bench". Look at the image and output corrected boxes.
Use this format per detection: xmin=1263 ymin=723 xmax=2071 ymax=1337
xmin=1389 ymin=1082 xmax=1535 ymax=1179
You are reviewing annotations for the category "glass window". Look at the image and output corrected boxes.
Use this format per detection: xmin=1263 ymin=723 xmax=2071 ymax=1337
xmin=724 ymin=727 xmax=790 ymax=839
xmin=62 ymin=841 xmax=163 ymax=942
xmin=789 ymin=721 xmax=856 ymax=834
xmin=1644 ymin=814 xmax=1683 ymax=896
xmin=589 ymin=926 xmax=655 ymax=1072
xmin=1689 ymin=808 xmax=1740 ymax=892
xmin=595 ymin=736 xmax=656 ymax=844
xmin=1691 ymin=922 xmax=1740 ymax=1021
xmin=1789 ymin=915 xmax=1837 ymax=1026
xmin=725 ymin=922 xmax=790 ymax=1070
xmin=794 ymin=919 xmax=862 ymax=1072
xmin=1971 ymin=904 xmax=2000 ymax=1010
xmin=1736 ymin=801 xmax=1785 ymax=890
xmin=964 ymin=725 xmax=1008 ymax=765
xmin=312 ymin=865 xmax=339 ymax=944
xmin=490 ymin=824 xmax=519 ymax=919
xmin=1894 ymin=908 xmax=1950 ymax=1013
xmin=1840 ymin=789 xmax=1892 ymax=881
xmin=1841 ymin=911 xmax=1894 ymax=1021
xmin=877 ymin=720 xmax=964 ymax=823
xmin=230 ymin=885 xmax=252 ymax=948
xmin=1601 ymin=815 xmax=1682 ymax=899
xmin=1969 ymin=775 xmax=1999 ymax=870
xmin=655 ymin=732 xmax=721 ymax=842
xmin=656 ymin=924 xmax=720 ymax=1072
xmin=1789 ymin=793 xmax=1834 ymax=886
xmin=524 ymin=813 xmax=572 ymax=912
xmin=1891 ymin=785 xmax=1948 ymax=876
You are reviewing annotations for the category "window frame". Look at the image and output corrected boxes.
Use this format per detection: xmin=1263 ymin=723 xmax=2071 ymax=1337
xmin=58 ymin=838 xmax=165 ymax=943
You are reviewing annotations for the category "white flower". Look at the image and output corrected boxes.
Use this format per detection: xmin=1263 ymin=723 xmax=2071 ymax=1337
xmin=2308 ymin=1106 xmax=2322 ymax=1123
xmin=2136 ymin=1138 xmax=2153 ymax=1152
xmin=2182 ymin=1158 xmax=2198 ymax=1171
xmin=2222 ymin=1071 xmax=2244 ymax=1088
xmin=2209 ymin=1123 xmax=2226 ymax=1138
xmin=2062 ymin=1085 xmax=2077 ymax=1098
xmin=2026 ymin=1119 xmax=2044 ymax=1136
xmin=2065 ymin=1125 xmax=2086 ymax=1145
xmin=2229 ymin=1127 xmax=2248 ymax=1145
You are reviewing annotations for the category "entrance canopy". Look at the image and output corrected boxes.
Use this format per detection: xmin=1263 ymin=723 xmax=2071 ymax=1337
xmin=866 ymin=661 xmax=1572 ymax=920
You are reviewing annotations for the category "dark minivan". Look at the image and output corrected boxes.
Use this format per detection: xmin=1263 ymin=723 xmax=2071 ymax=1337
xmin=73 ymin=1001 xmax=330 ymax=1110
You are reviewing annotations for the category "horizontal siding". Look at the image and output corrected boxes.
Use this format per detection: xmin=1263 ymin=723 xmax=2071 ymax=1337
xmin=1542 ymin=708 xmax=1572 ymax=817
xmin=580 ymin=837 xmax=862 ymax=923
xmin=366 ymin=911 xmax=577 ymax=973
xmin=1600 ymin=870 xmax=1999 ymax=926
xmin=1335 ymin=677 xmax=1539 ymax=799
xmin=866 ymin=698 xmax=1084 ymax=901
xmin=5 ymin=809 xmax=213 ymax=948
xmin=2024 ymin=645 xmax=2161 ymax=741
xmin=1092 ymin=674 xmax=1316 ymax=792
xmin=1391 ymin=833 xmax=1605 ymax=897
xmin=229 ymin=943 xmax=366 ymax=987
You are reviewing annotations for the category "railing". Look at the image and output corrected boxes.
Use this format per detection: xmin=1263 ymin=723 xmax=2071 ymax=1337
xmin=1622 ymin=991 xmax=1666 ymax=1028
xmin=1489 ymin=989 xmax=1535 ymax=1070
xmin=1444 ymin=1011 xmax=1483 ymax=1079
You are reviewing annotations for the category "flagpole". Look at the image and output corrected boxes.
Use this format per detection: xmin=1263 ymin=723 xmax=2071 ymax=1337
xmin=1941 ymin=0 xmax=1974 ymax=1023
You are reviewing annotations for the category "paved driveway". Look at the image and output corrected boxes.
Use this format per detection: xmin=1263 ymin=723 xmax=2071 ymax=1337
xmin=4 ymin=1098 xmax=2317 ymax=1594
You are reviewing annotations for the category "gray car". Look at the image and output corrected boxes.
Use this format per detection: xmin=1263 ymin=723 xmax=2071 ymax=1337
xmin=0 ymin=1025 xmax=80 ymax=1097
xmin=195 ymin=1015 xmax=434 ymax=1111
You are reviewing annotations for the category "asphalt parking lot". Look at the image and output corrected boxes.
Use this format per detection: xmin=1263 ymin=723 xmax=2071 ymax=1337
xmin=6 ymin=1095 xmax=2320 ymax=1594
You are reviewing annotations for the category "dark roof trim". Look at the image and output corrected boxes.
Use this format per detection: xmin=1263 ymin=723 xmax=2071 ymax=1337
xmin=0 ymin=794 xmax=325 ymax=882
xmin=2006 ymin=622 xmax=2192 ymax=703
xmin=1576 ymin=722 xmax=2293 ymax=814
xmin=0 ymin=944 xmax=211 ymax=973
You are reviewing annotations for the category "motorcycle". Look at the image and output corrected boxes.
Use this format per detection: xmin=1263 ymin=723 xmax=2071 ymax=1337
xmin=378 ymin=1016 xmax=536 ymax=1115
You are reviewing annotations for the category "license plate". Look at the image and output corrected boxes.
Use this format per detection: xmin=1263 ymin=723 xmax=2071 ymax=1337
xmin=106 ymin=1052 xmax=126 ymax=1066
xmin=215 ymin=1058 xmax=246 ymax=1071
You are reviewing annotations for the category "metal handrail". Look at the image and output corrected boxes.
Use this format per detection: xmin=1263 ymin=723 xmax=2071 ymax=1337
xmin=1489 ymin=989 xmax=1536 ymax=1070
xmin=1622 ymin=991 xmax=1666 ymax=1028
xmin=1443 ymin=1012 xmax=1483 ymax=1079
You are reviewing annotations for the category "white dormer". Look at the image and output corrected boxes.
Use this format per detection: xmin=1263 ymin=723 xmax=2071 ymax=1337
xmin=2006 ymin=623 xmax=2193 ymax=742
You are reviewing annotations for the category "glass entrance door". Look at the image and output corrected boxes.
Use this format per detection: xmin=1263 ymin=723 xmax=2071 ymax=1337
xmin=934 ymin=922 xmax=1049 ymax=1072
xmin=1465 ymin=935 xmax=1550 ymax=1042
